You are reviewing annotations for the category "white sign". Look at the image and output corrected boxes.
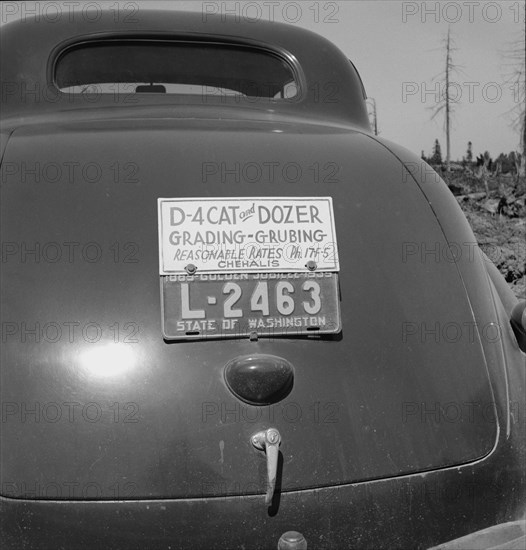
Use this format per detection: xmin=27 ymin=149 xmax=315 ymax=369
xmin=158 ymin=197 xmax=339 ymax=274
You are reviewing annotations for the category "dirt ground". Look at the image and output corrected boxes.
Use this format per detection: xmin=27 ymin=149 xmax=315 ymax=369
xmin=449 ymin=172 xmax=525 ymax=300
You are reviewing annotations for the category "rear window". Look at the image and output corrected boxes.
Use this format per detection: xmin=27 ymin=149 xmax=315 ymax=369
xmin=54 ymin=40 xmax=299 ymax=99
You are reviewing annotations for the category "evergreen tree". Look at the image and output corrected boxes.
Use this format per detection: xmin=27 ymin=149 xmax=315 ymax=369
xmin=466 ymin=141 xmax=473 ymax=164
xmin=430 ymin=139 xmax=443 ymax=165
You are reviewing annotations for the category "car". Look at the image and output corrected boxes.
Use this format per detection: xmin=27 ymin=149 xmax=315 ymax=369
xmin=1 ymin=8 xmax=525 ymax=550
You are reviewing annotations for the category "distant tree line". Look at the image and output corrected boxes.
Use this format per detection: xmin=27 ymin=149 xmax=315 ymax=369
xmin=421 ymin=138 xmax=522 ymax=177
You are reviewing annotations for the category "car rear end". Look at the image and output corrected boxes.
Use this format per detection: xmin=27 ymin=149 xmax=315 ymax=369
xmin=0 ymin=10 xmax=524 ymax=550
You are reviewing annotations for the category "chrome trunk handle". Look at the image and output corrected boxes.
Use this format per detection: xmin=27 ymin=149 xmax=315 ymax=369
xmin=251 ymin=428 xmax=281 ymax=506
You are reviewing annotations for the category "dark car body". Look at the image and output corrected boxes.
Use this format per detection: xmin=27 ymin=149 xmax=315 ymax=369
xmin=0 ymin=9 xmax=525 ymax=550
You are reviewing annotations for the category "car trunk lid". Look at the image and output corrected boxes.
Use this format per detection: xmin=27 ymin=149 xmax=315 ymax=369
xmin=0 ymin=117 xmax=497 ymax=499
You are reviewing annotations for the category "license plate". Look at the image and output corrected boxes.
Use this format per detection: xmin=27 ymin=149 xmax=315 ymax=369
xmin=161 ymin=272 xmax=341 ymax=340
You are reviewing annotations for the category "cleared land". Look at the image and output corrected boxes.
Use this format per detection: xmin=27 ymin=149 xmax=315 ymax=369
xmin=450 ymin=172 xmax=525 ymax=300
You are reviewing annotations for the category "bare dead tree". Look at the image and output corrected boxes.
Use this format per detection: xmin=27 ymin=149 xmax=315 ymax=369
xmin=522 ymin=12 xmax=526 ymax=175
xmin=429 ymin=26 xmax=460 ymax=173
xmin=523 ymin=11 xmax=526 ymax=170
xmin=502 ymin=17 xmax=525 ymax=180
xmin=367 ymin=97 xmax=378 ymax=136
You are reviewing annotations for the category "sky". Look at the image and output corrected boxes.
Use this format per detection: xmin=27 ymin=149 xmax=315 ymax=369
xmin=1 ymin=0 xmax=524 ymax=160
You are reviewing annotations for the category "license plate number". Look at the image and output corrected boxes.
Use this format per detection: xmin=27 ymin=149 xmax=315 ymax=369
xmin=161 ymin=272 xmax=341 ymax=340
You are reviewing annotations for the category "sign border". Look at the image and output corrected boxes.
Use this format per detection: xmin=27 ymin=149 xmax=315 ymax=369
xmin=157 ymin=196 xmax=339 ymax=275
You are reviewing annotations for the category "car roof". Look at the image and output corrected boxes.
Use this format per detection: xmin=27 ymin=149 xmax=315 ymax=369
xmin=0 ymin=10 xmax=370 ymax=129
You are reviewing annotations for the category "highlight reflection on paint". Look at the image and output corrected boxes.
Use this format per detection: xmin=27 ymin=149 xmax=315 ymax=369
xmin=78 ymin=343 xmax=137 ymax=378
